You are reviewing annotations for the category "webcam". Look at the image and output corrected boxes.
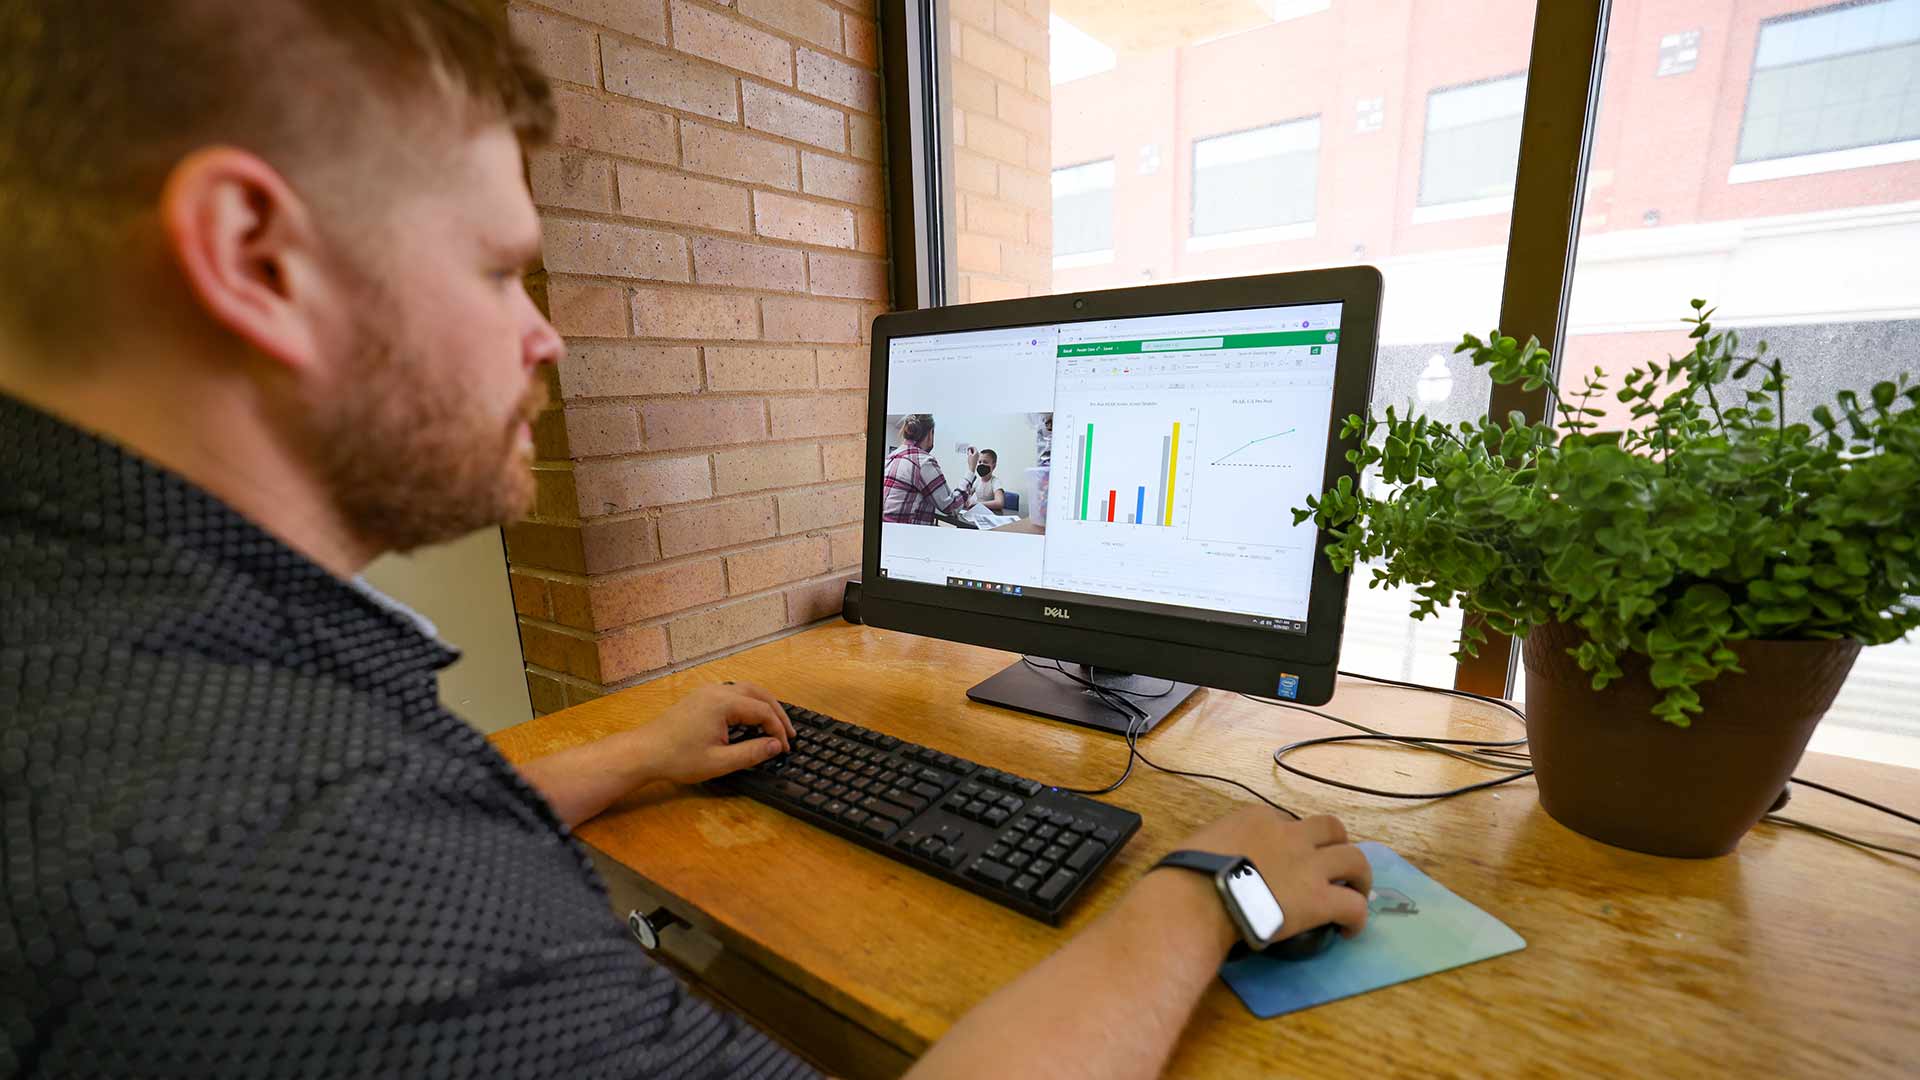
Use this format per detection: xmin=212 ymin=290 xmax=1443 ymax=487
xmin=1072 ymin=297 xmax=1086 ymax=310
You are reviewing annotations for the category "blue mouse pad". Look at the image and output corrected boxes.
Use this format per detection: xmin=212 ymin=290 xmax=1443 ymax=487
xmin=1219 ymin=842 xmax=1525 ymax=1018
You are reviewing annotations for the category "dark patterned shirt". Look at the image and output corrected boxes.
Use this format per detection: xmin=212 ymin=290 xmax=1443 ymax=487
xmin=0 ymin=394 xmax=818 ymax=1079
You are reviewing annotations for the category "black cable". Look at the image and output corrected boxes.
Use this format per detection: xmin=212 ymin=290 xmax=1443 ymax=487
xmin=1269 ymin=732 xmax=1536 ymax=800
xmin=1336 ymin=668 xmax=1529 ymax=722
xmin=1763 ymin=815 xmax=1920 ymax=862
xmin=1786 ymin=776 xmax=1920 ymax=829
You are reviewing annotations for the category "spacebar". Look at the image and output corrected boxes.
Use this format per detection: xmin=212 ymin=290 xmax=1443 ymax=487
xmin=859 ymin=797 xmax=914 ymax=823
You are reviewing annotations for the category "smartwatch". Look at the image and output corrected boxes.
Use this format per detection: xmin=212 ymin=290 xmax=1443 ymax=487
xmin=1152 ymin=850 xmax=1286 ymax=949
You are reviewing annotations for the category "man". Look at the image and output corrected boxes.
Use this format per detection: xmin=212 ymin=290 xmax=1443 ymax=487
xmin=881 ymin=413 xmax=977 ymax=525
xmin=0 ymin=4 xmax=1371 ymax=1077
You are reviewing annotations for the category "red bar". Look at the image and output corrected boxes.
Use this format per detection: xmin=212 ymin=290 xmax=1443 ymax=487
xmin=1107 ymin=491 xmax=1116 ymax=523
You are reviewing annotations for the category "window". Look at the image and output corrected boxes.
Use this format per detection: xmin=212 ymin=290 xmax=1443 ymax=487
xmin=1737 ymin=0 xmax=1920 ymax=166
xmin=1190 ymin=119 xmax=1320 ymax=242
xmin=1052 ymin=160 xmax=1115 ymax=263
xmin=1418 ymin=74 xmax=1528 ymax=209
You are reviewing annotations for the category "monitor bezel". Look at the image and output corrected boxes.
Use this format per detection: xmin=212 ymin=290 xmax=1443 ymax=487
xmin=858 ymin=267 xmax=1380 ymax=704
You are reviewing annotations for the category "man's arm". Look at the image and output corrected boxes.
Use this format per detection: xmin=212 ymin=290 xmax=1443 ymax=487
xmin=515 ymin=682 xmax=794 ymax=828
xmin=906 ymin=809 xmax=1372 ymax=1080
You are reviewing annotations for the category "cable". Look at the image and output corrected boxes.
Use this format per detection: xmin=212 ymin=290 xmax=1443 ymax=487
xmin=1786 ymin=776 xmax=1920 ymax=829
xmin=1336 ymin=668 xmax=1529 ymax=723
xmin=1762 ymin=815 xmax=1920 ymax=862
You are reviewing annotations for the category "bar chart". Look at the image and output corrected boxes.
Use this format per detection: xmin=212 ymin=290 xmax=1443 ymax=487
xmin=1054 ymin=405 xmax=1198 ymax=530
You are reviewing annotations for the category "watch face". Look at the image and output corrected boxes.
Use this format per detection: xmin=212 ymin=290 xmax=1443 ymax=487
xmin=1225 ymin=863 xmax=1285 ymax=942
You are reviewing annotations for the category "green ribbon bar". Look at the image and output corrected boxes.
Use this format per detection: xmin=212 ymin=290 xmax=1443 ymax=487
xmin=1057 ymin=329 xmax=1337 ymax=356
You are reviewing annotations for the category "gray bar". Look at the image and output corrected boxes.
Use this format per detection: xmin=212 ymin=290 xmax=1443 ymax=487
xmin=1155 ymin=435 xmax=1171 ymax=524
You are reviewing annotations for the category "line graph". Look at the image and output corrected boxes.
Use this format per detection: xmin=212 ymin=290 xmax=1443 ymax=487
xmin=1211 ymin=428 xmax=1297 ymax=466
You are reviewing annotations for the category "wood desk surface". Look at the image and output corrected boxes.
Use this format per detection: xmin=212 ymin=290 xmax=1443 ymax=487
xmin=493 ymin=623 xmax=1920 ymax=1077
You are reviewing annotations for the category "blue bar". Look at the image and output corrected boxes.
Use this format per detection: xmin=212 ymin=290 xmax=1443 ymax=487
xmin=1135 ymin=486 xmax=1145 ymax=526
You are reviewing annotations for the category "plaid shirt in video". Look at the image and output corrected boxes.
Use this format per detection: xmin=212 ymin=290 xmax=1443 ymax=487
xmin=881 ymin=444 xmax=975 ymax=525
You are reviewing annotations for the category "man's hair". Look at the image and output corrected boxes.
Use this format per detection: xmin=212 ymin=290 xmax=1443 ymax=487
xmin=0 ymin=0 xmax=554 ymax=349
xmin=901 ymin=414 xmax=935 ymax=443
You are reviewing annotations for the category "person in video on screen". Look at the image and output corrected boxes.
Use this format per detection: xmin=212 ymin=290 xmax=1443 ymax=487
xmin=967 ymin=448 xmax=1007 ymax=513
xmin=881 ymin=413 xmax=979 ymax=525
xmin=0 ymin=4 xmax=1371 ymax=1078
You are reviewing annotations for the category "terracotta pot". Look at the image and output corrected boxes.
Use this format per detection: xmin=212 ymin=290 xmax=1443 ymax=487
xmin=1521 ymin=621 xmax=1862 ymax=858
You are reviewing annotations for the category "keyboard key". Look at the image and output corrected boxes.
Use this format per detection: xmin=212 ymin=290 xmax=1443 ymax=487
xmin=1029 ymin=859 xmax=1055 ymax=879
xmin=1018 ymin=836 xmax=1044 ymax=854
xmin=845 ymin=809 xmax=870 ymax=826
xmin=985 ymin=842 xmax=1010 ymax=861
xmin=882 ymin=788 xmax=928 ymax=812
xmin=912 ymin=781 xmax=943 ymax=801
xmin=1034 ymin=824 xmax=1060 ymax=842
xmin=963 ymin=799 xmax=987 ymax=817
xmin=917 ymin=836 xmax=946 ymax=858
xmin=827 ymin=784 xmax=851 ymax=801
xmin=970 ymin=860 xmax=1016 ymax=888
xmin=1006 ymin=852 xmax=1031 ymax=869
xmin=996 ymin=795 xmax=1023 ymax=813
xmin=860 ymin=798 xmax=912 ymax=823
xmin=802 ymin=792 xmax=828 ymax=810
xmin=823 ymin=800 xmax=848 ymax=818
xmin=983 ymin=808 xmax=1010 ymax=826
xmin=1042 ymin=844 xmax=1069 ymax=863
xmin=1035 ymin=870 xmax=1076 ymax=905
xmin=895 ymin=829 xmax=925 ymax=850
xmin=1094 ymin=826 xmax=1121 ymax=845
xmin=1013 ymin=873 xmax=1039 ymax=894
xmin=916 ymin=767 xmax=954 ymax=787
xmin=1066 ymin=840 xmax=1104 ymax=872
xmin=943 ymin=794 xmax=968 ymax=812
xmin=1008 ymin=817 xmax=1034 ymax=834
xmin=775 ymin=781 xmax=809 ymax=800
xmin=1014 ymin=779 xmax=1044 ymax=797
xmin=860 ymin=817 xmax=897 ymax=840
xmin=937 ymin=846 xmax=965 ymax=868
xmin=1070 ymin=816 xmax=1099 ymax=834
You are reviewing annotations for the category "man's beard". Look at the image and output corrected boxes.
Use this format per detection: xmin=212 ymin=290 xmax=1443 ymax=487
xmin=312 ymin=311 xmax=547 ymax=555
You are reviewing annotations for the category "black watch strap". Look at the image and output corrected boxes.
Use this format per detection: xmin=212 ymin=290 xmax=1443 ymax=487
xmin=1153 ymin=850 xmax=1241 ymax=877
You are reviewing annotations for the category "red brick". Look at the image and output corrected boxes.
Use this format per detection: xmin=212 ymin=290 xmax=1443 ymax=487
xmin=953 ymin=147 xmax=997 ymax=194
xmin=631 ymin=286 xmax=759 ymax=340
xmin=547 ymin=278 xmax=629 ymax=336
xmin=600 ymin=36 xmax=739 ymax=121
xmin=542 ymin=218 xmax=690 ymax=282
xmin=526 ymin=671 xmax=568 ymax=715
xmin=993 ymin=2 xmax=1047 ymax=58
xmin=963 ymin=24 xmax=1026 ymax=82
xmin=505 ymin=521 xmax=588 ymax=573
xmin=616 ymin=162 xmax=752 ymax=232
xmin=796 ymin=49 xmax=877 ymax=113
xmin=597 ymin=625 xmax=671 ymax=682
xmin=800 ymin=153 xmax=883 ymax=207
xmin=726 ymin=535 xmax=829 ymax=594
xmin=529 ymin=147 xmax=616 ymax=213
xmin=806 ymin=252 xmax=887 ymax=300
xmin=739 ymin=0 xmax=841 ymax=49
xmin=533 ymin=467 xmax=580 ymax=520
xmin=518 ymin=622 xmax=600 ymax=680
xmin=669 ymin=0 xmax=793 ymax=84
xmin=558 ymin=343 xmax=701 ymax=399
xmin=828 ymin=525 xmax=861 ymax=569
xmin=753 ymin=191 xmax=854 ymax=248
xmin=682 ymin=122 xmax=800 ymax=189
xmin=546 ymin=578 xmax=595 ymax=629
xmin=509 ymin=571 xmax=553 ymax=619
xmin=642 ymin=397 xmax=768 ymax=451
xmin=509 ymin=7 xmax=599 ymax=86
xmin=776 ymin=482 xmax=862 ymax=534
xmin=693 ymin=236 xmax=807 ymax=292
xmin=848 ymin=114 xmax=883 ymax=162
xmin=667 ymin=594 xmax=787 ymax=661
xmin=761 ymin=295 xmax=860 ymax=343
xmin=951 ymin=62 xmax=996 ymax=115
xmin=950 ymin=0 xmax=993 ymax=31
xmin=841 ymin=13 xmax=877 ymax=65
xmin=552 ymin=87 xmax=677 ymax=163
xmin=563 ymin=403 xmax=643 ymax=457
xmin=784 ymin=571 xmax=853 ymax=626
xmin=962 ymin=112 xmax=1026 ymax=166
xmin=536 ymin=0 xmax=668 ymax=44
xmin=592 ymin=559 xmax=727 ymax=627
xmin=574 ymin=455 xmax=713 ymax=514
xmin=996 ymin=86 xmax=1048 ymax=138
xmin=713 ymin=443 xmax=822 ymax=495
xmin=658 ymin=497 xmax=779 ymax=557
xmin=580 ymin=516 xmax=660 ymax=572
xmin=742 ymin=83 xmax=845 ymax=152
xmin=705 ymin=346 xmax=816 ymax=391
xmin=852 ymin=206 xmax=886 ymax=254
xmin=821 ymin=438 xmax=864 ymax=480
xmin=815 ymin=347 xmax=868 ymax=390
xmin=768 ymin=393 xmax=865 ymax=439
xmin=966 ymin=193 xmax=1026 ymax=241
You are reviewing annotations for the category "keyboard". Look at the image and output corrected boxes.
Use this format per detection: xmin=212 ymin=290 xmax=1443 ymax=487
xmin=708 ymin=702 xmax=1142 ymax=924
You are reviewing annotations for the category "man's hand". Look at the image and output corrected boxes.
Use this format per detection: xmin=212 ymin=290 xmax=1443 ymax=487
xmin=967 ymin=447 xmax=980 ymax=473
xmin=632 ymin=681 xmax=796 ymax=785
xmin=1164 ymin=807 xmax=1373 ymax=944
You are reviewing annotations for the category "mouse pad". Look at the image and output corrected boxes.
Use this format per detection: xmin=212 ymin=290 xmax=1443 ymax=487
xmin=1219 ymin=842 xmax=1525 ymax=1018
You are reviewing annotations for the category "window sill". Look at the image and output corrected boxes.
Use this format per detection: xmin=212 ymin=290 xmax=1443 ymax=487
xmin=1052 ymin=249 xmax=1115 ymax=269
xmin=1410 ymin=195 xmax=1513 ymax=224
xmin=1728 ymin=139 xmax=1920 ymax=184
xmin=1184 ymin=221 xmax=1316 ymax=251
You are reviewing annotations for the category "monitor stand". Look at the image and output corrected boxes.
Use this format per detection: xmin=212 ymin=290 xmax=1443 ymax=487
xmin=966 ymin=659 xmax=1199 ymax=736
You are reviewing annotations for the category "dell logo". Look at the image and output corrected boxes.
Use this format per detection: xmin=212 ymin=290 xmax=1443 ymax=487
xmin=1043 ymin=606 xmax=1071 ymax=620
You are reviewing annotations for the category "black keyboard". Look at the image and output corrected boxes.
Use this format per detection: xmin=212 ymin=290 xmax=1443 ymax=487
xmin=708 ymin=702 xmax=1141 ymax=924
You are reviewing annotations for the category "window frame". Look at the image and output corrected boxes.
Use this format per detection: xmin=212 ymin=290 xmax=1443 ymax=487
xmin=1416 ymin=71 xmax=1530 ymax=209
xmin=1733 ymin=0 xmax=1920 ymax=167
xmin=881 ymin=0 xmax=1613 ymax=699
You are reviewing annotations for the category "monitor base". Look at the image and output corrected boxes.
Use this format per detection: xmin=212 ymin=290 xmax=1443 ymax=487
xmin=966 ymin=659 xmax=1199 ymax=736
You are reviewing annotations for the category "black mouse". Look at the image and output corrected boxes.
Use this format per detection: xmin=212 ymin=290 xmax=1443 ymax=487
xmin=1267 ymin=922 xmax=1340 ymax=961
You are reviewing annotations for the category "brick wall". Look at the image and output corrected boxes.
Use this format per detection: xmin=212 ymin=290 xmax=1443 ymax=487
xmin=949 ymin=0 xmax=1052 ymax=302
xmin=504 ymin=0 xmax=887 ymax=714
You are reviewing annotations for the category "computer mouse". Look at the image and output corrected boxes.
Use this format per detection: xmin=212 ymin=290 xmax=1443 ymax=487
xmin=1266 ymin=922 xmax=1340 ymax=961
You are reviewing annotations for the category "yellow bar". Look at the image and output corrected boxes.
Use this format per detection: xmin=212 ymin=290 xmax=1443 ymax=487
xmin=1163 ymin=422 xmax=1180 ymax=525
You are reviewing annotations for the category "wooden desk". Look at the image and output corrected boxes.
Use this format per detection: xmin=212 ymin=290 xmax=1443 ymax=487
xmin=493 ymin=623 xmax=1920 ymax=1078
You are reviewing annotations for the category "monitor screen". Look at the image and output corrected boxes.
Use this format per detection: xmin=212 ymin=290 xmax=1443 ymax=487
xmin=878 ymin=301 xmax=1343 ymax=636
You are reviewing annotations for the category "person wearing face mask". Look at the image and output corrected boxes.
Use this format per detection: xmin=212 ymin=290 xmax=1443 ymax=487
xmin=968 ymin=449 xmax=1006 ymax=513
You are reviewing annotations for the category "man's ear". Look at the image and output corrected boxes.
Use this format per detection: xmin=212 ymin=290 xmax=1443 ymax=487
xmin=159 ymin=147 xmax=330 ymax=374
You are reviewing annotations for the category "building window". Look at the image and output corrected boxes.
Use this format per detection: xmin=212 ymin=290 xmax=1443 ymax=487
xmin=1418 ymin=74 xmax=1527 ymax=206
xmin=1190 ymin=118 xmax=1320 ymax=238
xmin=1738 ymin=0 xmax=1920 ymax=163
xmin=1052 ymin=159 xmax=1115 ymax=258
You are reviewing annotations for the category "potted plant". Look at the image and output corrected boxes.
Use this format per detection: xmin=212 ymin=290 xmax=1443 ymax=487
xmin=1296 ymin=302 xmax=1920 ymax=857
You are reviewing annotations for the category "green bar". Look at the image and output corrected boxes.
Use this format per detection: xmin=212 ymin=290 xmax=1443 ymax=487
xmin=1057 ymin=329 xmax=1338 ymax=357
xmin=1079 ymin=423 xmax=1093 ymax=521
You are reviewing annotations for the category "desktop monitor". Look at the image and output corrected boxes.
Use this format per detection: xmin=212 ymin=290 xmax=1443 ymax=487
xmin=857 ymin=267 xmax=1380 ymax=734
